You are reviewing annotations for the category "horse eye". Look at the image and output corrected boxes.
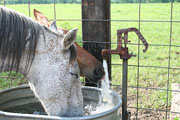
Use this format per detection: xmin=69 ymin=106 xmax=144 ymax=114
xmin=69 ymin=72 xmax=78 ymax=78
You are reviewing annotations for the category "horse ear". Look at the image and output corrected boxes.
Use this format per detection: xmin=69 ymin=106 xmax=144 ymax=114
xmin=50 ymin=21 xmax=65 ymax=34
xmin=63 ymin=28 xmax=78 ymax=50
xmin=33 ymin=9 xmax=51 ymax=27
xmin=33 ymin=9 xmax=68 ymax=34
xmin=50 ymin=21 xmax=58 ymax=33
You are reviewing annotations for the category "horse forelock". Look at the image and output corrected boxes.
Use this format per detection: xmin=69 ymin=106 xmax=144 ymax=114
xmin=0 ymin=7 xmax=43 ymax=75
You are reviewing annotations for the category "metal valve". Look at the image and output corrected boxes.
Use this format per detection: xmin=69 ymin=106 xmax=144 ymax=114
xmin=102 ymin=27 xmax=148 ymax=60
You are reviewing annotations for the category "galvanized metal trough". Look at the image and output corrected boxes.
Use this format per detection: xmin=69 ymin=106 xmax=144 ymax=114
xmin=0 ymin=85 xmax=121 ymax=120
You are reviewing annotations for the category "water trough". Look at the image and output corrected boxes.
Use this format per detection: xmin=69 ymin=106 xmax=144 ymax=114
xmin=0 ymin=85 xmax=122 ymax=120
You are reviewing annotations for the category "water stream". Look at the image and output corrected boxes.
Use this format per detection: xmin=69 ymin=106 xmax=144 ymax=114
xmin=100 ymin=60 xmax=113 ymax=104
xmin=84 ymin=60 xmax=114 ymax=115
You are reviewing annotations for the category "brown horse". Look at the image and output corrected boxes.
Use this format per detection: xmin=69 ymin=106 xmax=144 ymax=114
xmin=33 ymin=9 xmax=105 ymax=83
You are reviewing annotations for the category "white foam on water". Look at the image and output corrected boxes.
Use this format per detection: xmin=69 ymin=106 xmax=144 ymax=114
xmin=84 ymin=102 xmax=113 ymax=116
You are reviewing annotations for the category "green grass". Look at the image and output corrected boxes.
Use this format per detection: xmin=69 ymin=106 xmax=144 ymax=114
xmin=174 ymin=117 xmax=179 ymax=120
xmin=1 ymin=3 xmax=180 ymax=111
xmin=0 ymin=72 xmax=26 ymax=90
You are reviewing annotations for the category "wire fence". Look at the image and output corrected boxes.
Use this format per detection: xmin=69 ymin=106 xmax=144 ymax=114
xmin=1 ymin=0 xmax=180 ymax=119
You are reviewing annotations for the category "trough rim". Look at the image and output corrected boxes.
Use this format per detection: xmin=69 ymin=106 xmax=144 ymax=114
xmin=0 ymin=84 xmax=122 ymax=120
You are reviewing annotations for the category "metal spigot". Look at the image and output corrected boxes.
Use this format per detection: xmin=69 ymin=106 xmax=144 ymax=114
xmin=102 ymin=27 xmax=148 ymax=60
xmin=102 ymin=28 xmax=149 ymax=120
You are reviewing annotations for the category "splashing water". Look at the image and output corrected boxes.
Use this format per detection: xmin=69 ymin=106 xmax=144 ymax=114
xmin=83 ymin=60 xmax=114 ymax=116
xmin=100 ymin=60 xmax=113 ymax=105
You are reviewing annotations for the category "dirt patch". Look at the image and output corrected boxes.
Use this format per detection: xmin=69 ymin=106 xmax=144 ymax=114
xmin=129 ymin=109 xmax=170 ymax=120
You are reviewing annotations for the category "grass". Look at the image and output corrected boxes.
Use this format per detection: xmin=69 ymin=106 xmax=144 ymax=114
xmin=0 ymin=72 xmax=26 ymax=90
xmin=1 ymin=3 xmax=180 ymax=112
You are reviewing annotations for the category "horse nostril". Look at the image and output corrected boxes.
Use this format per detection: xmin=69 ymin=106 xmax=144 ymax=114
xmin=69 ymin=72 xmax=78 ymax=78
xmin=93 ymin=67 xmax=105 ymax=78
xmin=93 ymin=68 xmax=98 ymax=75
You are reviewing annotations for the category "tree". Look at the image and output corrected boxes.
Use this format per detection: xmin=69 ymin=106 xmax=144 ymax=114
xmin=161 ymin=0 xmax=170 ymax=2
xmin=56 ymin=0 xmax=69 ymax=3
xmin=69 ymin=0 xmax=77 ymax=3
xmin=120 ymin=0 xmax=137 ymax=3
xmin=0 ymin=0 xmax=3 ymax=4
xmin=111 ymin=0 xmax=120 ymax=3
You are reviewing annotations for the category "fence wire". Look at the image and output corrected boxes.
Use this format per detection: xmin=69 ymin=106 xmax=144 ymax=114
xmin=1 ymin=0 xmax=180 ymax=119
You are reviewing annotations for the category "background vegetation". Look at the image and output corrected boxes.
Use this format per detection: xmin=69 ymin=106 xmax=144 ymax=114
xmin=0 ymin=2 xmax=180 ymax=117
xmin=0 ymin=0 xmax=180 ymax=4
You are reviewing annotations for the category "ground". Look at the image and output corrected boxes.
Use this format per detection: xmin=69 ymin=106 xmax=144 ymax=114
xmin=113 ymin=86 xmax=172 ymax=120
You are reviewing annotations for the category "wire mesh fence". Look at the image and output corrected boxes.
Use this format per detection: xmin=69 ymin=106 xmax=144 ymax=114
xmin=1 ymin=0 xmax=180 ymax=119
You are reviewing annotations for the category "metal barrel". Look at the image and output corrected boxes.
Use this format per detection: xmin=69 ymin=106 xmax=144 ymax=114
xmin=0 ymin=85 xmax=122 ymax=120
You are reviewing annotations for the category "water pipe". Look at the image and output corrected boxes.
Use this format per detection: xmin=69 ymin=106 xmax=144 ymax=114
xmin=102 ymin=28 xmax=149 ymax=120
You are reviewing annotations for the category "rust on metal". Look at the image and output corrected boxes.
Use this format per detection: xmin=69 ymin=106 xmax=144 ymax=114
xmin=102 ymin=27 xmax=149 ymax=60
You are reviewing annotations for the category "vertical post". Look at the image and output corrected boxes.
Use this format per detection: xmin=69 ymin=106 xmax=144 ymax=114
xmin=28 ymin=0 xmax=31 ymax=17
xmin=122 ymin=59 xmax=128 ymax=120
xmin=82 ymin=0 xmax=111 ymax=86
xmin=3 ymin=0 xmax=6 ymax=6
xmin=53 ymin=0 xmax=56 ymax=20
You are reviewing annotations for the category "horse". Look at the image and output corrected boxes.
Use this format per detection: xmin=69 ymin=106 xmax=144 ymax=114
xmin=0 ymin=6 xmax=83 ymax=117
xmin=33 ymin=9 xmax=105 ymax=85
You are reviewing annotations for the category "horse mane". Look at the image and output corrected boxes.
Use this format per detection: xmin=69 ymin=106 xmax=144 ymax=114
xmin=0 ymin=7 xmax=43 ymax=75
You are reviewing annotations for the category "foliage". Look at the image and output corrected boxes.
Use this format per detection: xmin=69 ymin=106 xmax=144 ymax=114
xmin=61 ymin=22 xmax=73 ymax=30
xmin=3 ymin=0 xmax=180 ymax=4
xmin=0 ymin=72 xmax=26 ymax=90
xmin=161 ymin=0 xmax=170 ymax=3
xmin=174 ymin=117 xmax=179 ymax=120
xmin=112 ymin=0 xmax=177 ymax=3
xmin=0 ymin=0 xmax=3 ymax=4
xmin=5 ymin=0 xmax=81 ymax=4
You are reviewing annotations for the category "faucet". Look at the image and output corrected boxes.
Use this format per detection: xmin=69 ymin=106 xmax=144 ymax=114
xmin=102 ymin=28 xmax=149 ymax=120
xmin=102 ymin=27 xmax=148 ymax=60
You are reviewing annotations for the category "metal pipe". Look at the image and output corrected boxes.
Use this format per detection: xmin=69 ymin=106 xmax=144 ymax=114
xmin=102 ymin=28 xmax=148 ymax=120
xmin=122 ymin=59 xmax=128 ymax=120
xmin=28 ymin=0 xmax=31 ymax=17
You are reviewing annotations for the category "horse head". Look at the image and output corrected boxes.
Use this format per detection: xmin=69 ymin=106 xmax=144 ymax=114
xmin=28 ymin=22 xmax=84 ymax=117
xmin=0 ymin=7 xmax=83 ymax=117
xmin=34 ymin=9 xmax=105 ymax=84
